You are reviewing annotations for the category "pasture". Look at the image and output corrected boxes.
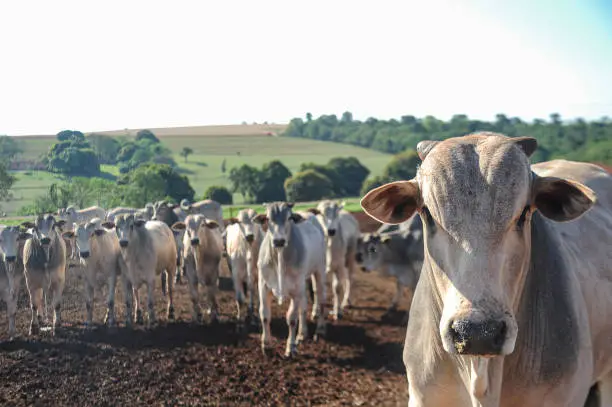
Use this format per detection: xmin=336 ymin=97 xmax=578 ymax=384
xmin=5 ymin=125 xmax=391 ymax=215
xmin=0 ymin=214 xmax=409 ymax=406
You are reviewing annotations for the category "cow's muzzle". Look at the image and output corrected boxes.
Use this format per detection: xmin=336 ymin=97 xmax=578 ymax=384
xmin=41 ymin=237 xmax=51 ymax=245
xmin=80 ymin=251 xmax=90 ymax=259
xmin=119 ymin=240 xmax=129 ymax=248
xmin=4 ymin=255 xmax=16 ymax=263
xmin=245 ymin=234 xmax=254 ymax=243
xmin=327 ymin=229 xmax=336 ymax=237
xmin=449 ymin=319 xmax=507 ymax=356
xmin=273 ymin=239 xmax=286 ymax=248
xmin=191 ymin=238 xmax=200 ymax=246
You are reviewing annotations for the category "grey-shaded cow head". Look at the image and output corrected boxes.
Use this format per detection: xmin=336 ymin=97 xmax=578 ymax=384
xmin=22 ymin=214 xmax=65 ymax=261
xmin=102 ymin=214 xmax=145 ymax=248
xmin=308 ymin=200 xmax=345 ymax=237
xmin=152 ymin=200 xmax=179 ymax=226
xmin=0 ymin=226 xmax=31 ymax=268
xmin=361 ymin=132 xmax=596 ymax=357
xmin=62 ymin=221 xmax=106 ymax=258
xmin=171 ymin=214 xmax=219 ymax=247
xmin=228 ymin=209 xmax=259 ymax=244
xmin=253 ymin=202 xmax=303 ymax=248
xmin=355 ymin=233 xmax=391 ymax=272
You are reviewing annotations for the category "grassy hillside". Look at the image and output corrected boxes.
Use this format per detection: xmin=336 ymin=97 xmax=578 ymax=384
xmin=5 ymin=125 xmax=391 ymax=215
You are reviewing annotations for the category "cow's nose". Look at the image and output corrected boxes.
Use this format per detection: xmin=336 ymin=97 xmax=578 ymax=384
xmin=191 ymin=238 xmax=200 ymax=246
xmin=449 ymin=319 xmax=507 ymax=355
xmin=119 ymin=241 xmax=129 ymax=248
xmin=355 ymin=252 xmax=363 ymax=263
xmin=327 ymin=229 xmax=336 ymax=237
xmin=273 ymin=238 xmax=286 ymax=248
xmin=80 ymin=251 xmax=90 ymax=259
xmin=41 ymin=237 xmax=51 ymax=245
xmin=5 ymin=255 xmax=16 ymax=263
xmin=245 ymin=234 xmax=254 ymax=243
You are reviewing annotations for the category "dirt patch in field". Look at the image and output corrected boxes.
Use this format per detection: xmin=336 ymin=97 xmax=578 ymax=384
xmin=0 ymin=216 xmax=408 ymax=406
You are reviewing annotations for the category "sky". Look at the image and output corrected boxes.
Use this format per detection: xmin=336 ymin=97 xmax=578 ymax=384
xmin=1 ymin=0 xmax=611 ymax=136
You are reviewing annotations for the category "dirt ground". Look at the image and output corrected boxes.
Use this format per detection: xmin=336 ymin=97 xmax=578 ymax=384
xmin=0 ymin=214 xmax=410 ymax=407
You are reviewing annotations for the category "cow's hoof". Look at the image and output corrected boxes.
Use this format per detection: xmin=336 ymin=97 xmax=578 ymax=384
xmin=284 ymin=346 xmax=298 ymax=359
xmin=168 ymin=307 xmax=175 ymax=321
xmin=136 ymin=311 xmax=144 ymax=325
xmin=262 ymin=346 xmax=274 ymax=358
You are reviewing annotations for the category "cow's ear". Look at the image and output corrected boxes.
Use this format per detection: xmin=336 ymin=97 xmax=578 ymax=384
xmin=253 ymin=214 xmax=267 ymax=224
xmin=361 ymin=180 xmax=421 ymax=224
xmin=204 ymin=220 xmax=220 ymax=229
xmin=171 ymin=222 xmax=186 ymax=231
xmin=228 ymin=217 xmax=240 ymax=225
xmin=134 ymin=219 xmax=146 ymax=227
xmin=306 ymin=208 xmax=320 ymax=215
xmin=510 ymin=137 xmax=538 ymax=158
xmin=94 ymin=229 xmax=106 ymax=237
xmin=416 ymin=140 xmax=440 ymax=161
xmin=21 ymin=221 xmax=35 ymax=229
xmin=19 ymin=232 xmax=32 ymax=240
xmin=102 ymin=221 xmax=115 ymax=229
xmin=290 ymin=213 xmax=304 ymax=223
xmin=61 ymin=231 xmax=74 ymax=239
xmin=533 ymin=176 xmax=596 ymax=222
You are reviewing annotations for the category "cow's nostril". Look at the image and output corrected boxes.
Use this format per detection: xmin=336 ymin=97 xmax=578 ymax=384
xmin=327 ymin=229 xmax=336 ymax=237
xmin=5 ymin=256 xmax=16 ymax=263
xmin=41 ymin=237 xmax=50 ymax=245
xmin=119 ymin=241 xmax=128 ymax=248
xmin=450 ymin=318 xmax=507 ymax=355
xmin=273 ymin=239 xmax=286 ymax=248
xmin=191 ymin=238 xmax=200 ymax=246
xmin=245 ymin=234 xmax=254 ymax=243
xmin=80 ymin=251 xmax=90 ymax=259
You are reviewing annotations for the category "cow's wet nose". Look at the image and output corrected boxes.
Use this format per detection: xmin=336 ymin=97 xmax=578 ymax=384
xmin=41 ymin=237 xmax=51 ymax=245
xmin=273 ymin=238 xmax=286 ymax=248
xmin=191 ymin=238 xmax=200 ymax=246
xmin=119 ymin=241 xmax=129 ymax=248
xmin=245 ymin=234 xmax=254 ymax=243
xmin=5 ymin=255 xmax=16 ymax=263
xmin=80 ymin=251 xmax=90 ymax=259
xmin=327 ymin=229 xmax=336 ymax=237
xmin=450 ymin=319 xmax=507 ymax=355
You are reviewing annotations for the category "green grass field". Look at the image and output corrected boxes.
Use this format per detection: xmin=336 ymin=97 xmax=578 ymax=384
xmin=4 ymin=125 xmax=391 ymax=216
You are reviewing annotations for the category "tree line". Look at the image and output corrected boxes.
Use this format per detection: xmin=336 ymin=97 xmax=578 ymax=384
xmin=284 ymin=112 xmax=612 ymax=164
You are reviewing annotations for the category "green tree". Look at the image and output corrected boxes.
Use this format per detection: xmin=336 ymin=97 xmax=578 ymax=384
xmin=180 ymin=147 xmax=194 ymax=163
xmin=135 ymin=129 xmax=160 ymax=143
xmin=204 ymin=185 xmax=233 ymax=204
xmin=221 ymin=158 xmax=227 ymax=173
xmin=383 ymin=150 xmax=420 ymax=181
xmin=285 ymin=170 xmax=334 ymax=202
xmin=118 ymin=163 xmax=194 ymax=206
xmin=0 ymin=163 xmax=16 ymax=207
xmin=0 ymin=136 xmax=23 ymax=163
xmin=229 ymin=164 xmax=260 ymax=203
xmin=360 ymin=175 xmax=391 ymax=196
xmin=56 ymin=130 xmax=85 ymax=142
xmin=47 ymin=143 xmax=100 ymax=177
xmin=256 ymin=160 xmax=292 ymax=203
xmin=327 ymin=156 xmax=369 ymax=196
xmin=88 ymin=134 xmax=121 ymax=164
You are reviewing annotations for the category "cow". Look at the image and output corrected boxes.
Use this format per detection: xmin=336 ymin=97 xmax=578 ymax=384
xmin=355 ymin=214 xmax=424 ymax=321
xmin=307 ymin=200 xmax=360 ymax=320
xmin=0 ymin=226 xmax=29 ymax=338
xmin=106 ymin=203 xmax=154 ymax=223
xmin=62 ymin=219 xmax=125 ymax=328
xmin=151 ymin=200 xmax=188 ymax=283
xmin=102 ymin=215 xmax=176 ymax=328
xmin=180 ymin=199 xmax=224 ymax=235
xmin=254 ymin=202 xmax=327 ymax=357
xmin=226 ymin=209 xmax=264 ymax=328
xmin=21 ymin=214 xmax=67 ymax=335
xmin=360 ymin=132 xmax=612 ymax=407
xmin=171 ymin=214 xmax=224 ymax=323
xmin=58 ymin=205 xmax=107 ymax=261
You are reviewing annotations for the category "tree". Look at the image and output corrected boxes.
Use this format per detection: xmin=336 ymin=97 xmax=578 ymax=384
xmin=327 ymin=156 xmax=369 ymax=196
xmin=0 ymin=163 xmax=16 ymax=205
xmin=383 ymin=150 xmax=420 ymax=181
xmin=118 ymin=163 xmax=194 ymax=206
xmin=360 ymin=175 xmax=391 ymax=196
xmin=47 ymin=144 xmax=100 ymax=177
xmin=204 ymin=186 xmax=233 ymax=204
xmin=180 ymin=147 xmax=194 ymax=163
xmin=229 ymin=164 xmax=260 ymax=203
xmin=221 ymin=158 xmax=227 ymax=173
xmin=56 ymin=130 xmax=85 ymax=142
xmin=255 ymin=160 xmax=292 ymax=203
xmin=88 ymin=134 xmax=121 ymax=164
xmin=135 ymin=129 xmax=160 ymax=143
xmin=285 ymin=170 xmax=334 ymax=202
xmin=0 ymin=136 xmax=23 ymax=163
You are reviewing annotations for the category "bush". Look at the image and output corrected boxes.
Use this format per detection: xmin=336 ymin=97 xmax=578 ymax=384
xmin=360 ymin=175 xmax=391 ymax=196
xmin=285 ymin=170 xmax=334 ymax=202
xmin=204 ymin=186 xmax=233 ymax=204
xmin=135 ymin=129 xmax=160 ymax=143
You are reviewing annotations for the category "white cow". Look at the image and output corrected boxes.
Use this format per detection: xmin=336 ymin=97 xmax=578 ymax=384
xmin=106 ymin=203 xmax=154 ymax=223
xmin=180 ymin=199 xmax=225 ymax=235
xmin=58 ymin=205 xmax=107 ymax=260
xmin=0 ymin=226 xmax=29 ymax=338
xmin=103 ymin=215 xmax=176 ymax=328
xmin=62 ymin=219 xmax=125 ymax=327
xmin=307 ymin=200 xmax=360 ymax=320
xmin=226 ymin=209 xmax=264 ymax=328
xmin=171 ymin=214 xmax=224 ymax=323
xmin=255 ymin=202 xmax=327 ymax=357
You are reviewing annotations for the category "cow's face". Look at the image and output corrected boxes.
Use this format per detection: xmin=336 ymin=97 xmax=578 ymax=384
xmin=316 ymin=201 xmax=344 ymax=237
xmin=171 ymin=214 xmax=219 ymax=248
xmin=63 ymin=221 xmax=105 ymax=258
xmin=109 ymin=214 xmax=144 ymax=248
xmin=361 ymin=133 xmax=596 ymax=357
xmin=228 ymin=209 xmax=258 ymax=244
xmin=152 ymin=201 xmax=178 ymax=224
xmin=255 ymin=202 xmax=300 ymax=248
xmin=355 ymin=233 xmax=387 ymax=272
xmin=0 ymin=226 xmax=30 ymax=266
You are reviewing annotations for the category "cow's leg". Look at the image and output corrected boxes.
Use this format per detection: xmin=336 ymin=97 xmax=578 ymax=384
xmin=104 ymin=271 xmax=117 ymax=327
xmin=29 ymin=287 xmax=43 ymax=335
xmin=296 ymin=287 xmax=308 ymax=344
xmin=50 ymin=279 xmax=65 ymax=335
xmin=231 ymin=259 xmax=246 ymax=323
xmin=123 ymin=277 xmax=134 ymax=328
xmin=285 ymin=296 xmax=299 ymax=357
xmin=331 ymin=268 xmax=342 ymax=320
xmin=312 ymin=269 xmax=327 ymax=340
xmin=246 ymin=264 xmax=258 ymax=327
xmin=340 ymin=263 xmax=352 ymax=310
xmin=146 ymin=279 xmax=156 ymax=328
xmin=133 ymin=286 xmax=144 ymax=325
xmin=174 ymin=255 xmax=182 ymax=284
xmin=166 ymin=268 xmax=175 ymax=321
xmin=204 ymin=265 xmax=219 ymax=323
xmin=84 ymin=280 xmax=94 ymax=328
xmin=259 ymin=280 xmax=273 ymax=355
xmin=383 ymin=278 xmax=403 ymax=319
xmin=6 ymin=289 xmax=18 ymax=339
xmin=598 ymin=371 xmax=612 ymax=407
xmin=186 ymin=268 xmax=202 ymax=323
xmin=310 ymin=274 xmax=320 ymax=321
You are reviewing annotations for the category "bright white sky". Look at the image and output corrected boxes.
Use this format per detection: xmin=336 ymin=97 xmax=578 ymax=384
xmin=1 ymin=0 xmax=611 ymax=135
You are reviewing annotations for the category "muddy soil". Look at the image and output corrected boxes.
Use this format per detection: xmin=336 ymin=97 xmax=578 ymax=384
xmin=0 ymin=215 xmax=409 ymax=406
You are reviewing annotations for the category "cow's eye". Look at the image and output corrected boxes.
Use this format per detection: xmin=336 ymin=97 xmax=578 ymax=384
xmin=517 ymin=206 xmax=530 ymax=230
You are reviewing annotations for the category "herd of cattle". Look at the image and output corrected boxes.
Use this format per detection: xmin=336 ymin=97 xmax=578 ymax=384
xmin=1 ymin=131 xmax=611 ymax=406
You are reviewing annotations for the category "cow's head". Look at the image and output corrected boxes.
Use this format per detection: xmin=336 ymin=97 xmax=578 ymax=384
xmin=361 ymin=133 xmax=596 ymax=357
xmin=62 ymin=220 xmax=106 ymax=259
xmin=228 ymin=209 xmax=259 ymax=244
xmin=171 ymin=214 xmax=219 ymax=247
xmin=152 ymin=200 xmax=179 ymax=224
xmin=22 ymin=214 xmax=65 ymax=262
xmin=355 ymin=233 xmax=391 ymax=272
xmin=254 ymin=202 xmax=303 ymax=248
xmin=0 ymin=226 xmax=31 ymax=267
xmin=103 ymin=214 xmax=145 ymax=249
xmin=308 ymin=200 xmax=345 ymax=237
